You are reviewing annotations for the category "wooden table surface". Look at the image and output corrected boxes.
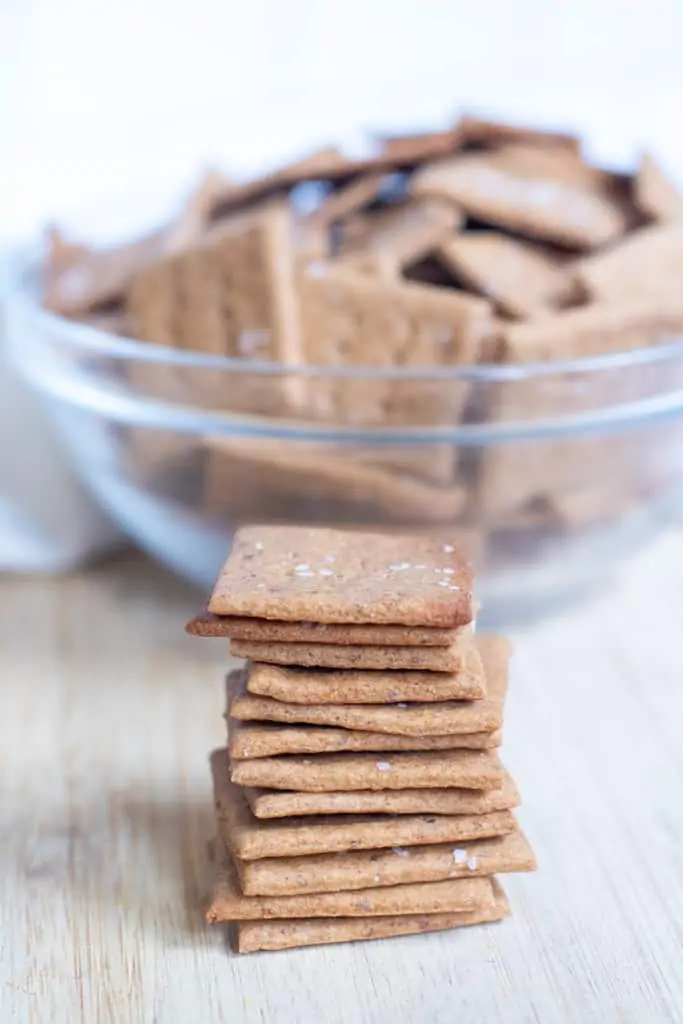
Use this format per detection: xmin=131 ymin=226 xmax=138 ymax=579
xmin=2 ymin=534 xmax=683 ymax=1024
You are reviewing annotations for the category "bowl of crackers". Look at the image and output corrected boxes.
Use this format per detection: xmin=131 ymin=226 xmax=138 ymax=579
xmin=7 ymin=114 xmax=683 ymax=624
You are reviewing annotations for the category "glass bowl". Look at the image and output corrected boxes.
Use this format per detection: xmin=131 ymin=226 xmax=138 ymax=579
xmin=6 ymin=248 xmax=683 ymax=627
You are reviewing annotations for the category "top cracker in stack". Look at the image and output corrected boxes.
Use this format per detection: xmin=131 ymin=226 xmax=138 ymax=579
xmin=189 ymin=524 xmax=475 ymax=672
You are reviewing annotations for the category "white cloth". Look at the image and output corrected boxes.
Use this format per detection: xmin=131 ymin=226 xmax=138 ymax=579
xmin=1 ymin=0 xmax=683 ymax=570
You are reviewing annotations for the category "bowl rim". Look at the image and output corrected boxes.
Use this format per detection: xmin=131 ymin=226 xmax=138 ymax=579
xmin=9 ymin=246 xmax=683 ymax=383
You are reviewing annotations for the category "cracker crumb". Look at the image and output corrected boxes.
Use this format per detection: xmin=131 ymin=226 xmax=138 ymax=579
xmin=392 ymin=847 xmax=409 ymax=857
xmin=467 ymin=856 xmax=479 ymax=871
xmin=376 ymin=761 xmax=392 ymax=771
xmin=453 ymin=849 xmax=468 ymax=864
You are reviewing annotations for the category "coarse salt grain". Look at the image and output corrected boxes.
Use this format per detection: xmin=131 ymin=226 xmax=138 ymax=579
xmin=453 ymin=849 xmax=468 ymax=864
xmin=437 ymin=580 xmax=450 ymax=587
xmin=295 ymin=563 xmax=310 ymax=571
xmin=442 ymin=567 xmax=455 ymax=575
xmin=325 ymin=554 xmax=336 ymax=562
xmin=443 ymin=544 xmax=454 ymax=553
xmin=414 ymin=564 xmax=427 ymax=569
xmin=392 ymin=847 xmax=409 ymax=857
xmin=318 ymin=568 xmax=335 ymax=576
xmin=254 ymin=542 xmax=263 ymax=550
xmin=467 ymin=856 xmax=478 ymax=871
xmin=376 ymin=761 xmax=391 ymax=771
xmin=389 ymin=562 xmax=410 ymax=571
xmin=296 ymin=571 xmax=315 ymax=577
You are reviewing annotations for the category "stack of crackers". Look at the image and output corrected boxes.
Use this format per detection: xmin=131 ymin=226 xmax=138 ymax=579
xmin=186 ymin=524 xmax=536 ymax=954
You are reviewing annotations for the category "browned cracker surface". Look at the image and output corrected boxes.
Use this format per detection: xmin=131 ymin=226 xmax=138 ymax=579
xmin=211 ymin=750 xmax=515 ymax=860
xmin=236 ymin=829 xmax=533 ymax=895
xmin=231 ymin=747 xmax=505 ymax=793
xmin=229 ymin=719 xmax=502 ymax=761
xmin=244 ymin=646 xmax=484 ymax=704
xmin=234 ymin=880 xmax=510 ymax=952
xmin=228 ymin=636 xmax=508 ymax=736
xmin=187 ymin=610 xmax=465 ymax=646
xmin=207 ymin=855 xmax=495 ymax=920
xmin=208 ymin=525 xmax=474 ymax=626
xmin=411 ymin=145 xmax=629 ymax=249
xmin=437 ymin=232 xmax=574 ymax=319
xmin=243 ymin=771 xmax=518 ymax=819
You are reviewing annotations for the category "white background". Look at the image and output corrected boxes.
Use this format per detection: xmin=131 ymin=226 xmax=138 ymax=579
xmin=1 ymin=0 xmax=683 ymax=240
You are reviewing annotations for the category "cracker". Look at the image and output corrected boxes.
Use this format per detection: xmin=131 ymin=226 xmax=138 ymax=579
xmin=437 ymin=232 xmax=574 ymax=318
xmin=230 ymin=746 xmax=504 ymax=793
xmin=207 ymin=525 xmax=475 ymax=627
xmin=454 ymin=114 xmax=580 ymax=153
xmin=207 ymin=854 xmax=495 ymax=921
xmin=411 ymin=145 xmax=629 ymax=249
xmin=244 ymin=643 xmax=484 ymax=704
xmin=229 ymin=719 xmax=502 ymax=761
xmin=297 ymin=267 xmax=490 ymax=425
xmin=230 ymin=637 xmax=471 ymax=672
xmin=634 ymin=154 xmax=683 ymax=223
xmin=234 ymin=880 xmax=510 ymax=952
xmin=188 ymin=609 xmax=465 ymax=646
xmin=44 ymin=228 xmax=166 ymax=317
xmin=243 ymin=771 xmax=518 ymax=819
xmin=574 ymin=223 xmax=683 ymax=303
xmin=236 ymin=829 xmax=532 ymax=895
xmin=228 ymin=637 xmax=508 ymax=736
xmin=211 ymin=750 xmax=516 ymax=859
xmin=306 ymin=173 xmax=388 ymax=228
xmin=335 ymin=198 xmax=462 ymax=277
xmin=201 ymin=437 xmax=466 ymax=530
xmin=500 ymin=298 xmax=683 ymax=362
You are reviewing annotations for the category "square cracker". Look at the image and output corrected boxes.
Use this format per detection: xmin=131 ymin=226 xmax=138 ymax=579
xmin=411 ymin=145 xmax=629 ymax=249
xmin=230 ymin=636 xmax=471 ymax=672
xmin=244 ymin=642 xmax=484 ymax=704
xmin=207 ymin=525 xmax=475 ymax=627
xmin=437 ymin=232 xmax=575 ymax=319
xmin=242 ymin=771 xmax=518 ymax=819
xmin=229 ymin=719 xmax=502 ymax=761
xmin=234 ymin=880 xmax=510 ymax=952
xmin=188 ymin=609 xmax=465 ymax=646
xmin=230 ymin=747 xmax=505 ymax=793
xmin=211 ymin=750 xmax=516 ymax=860
xmin=207 ymin=853 xmax=495 ymax=921
xmin=228 ymin=636 xmax=509 ymax=736
xmin=297 ymin=266 xmax=491 ymax=426
xmin=235 ymin=829 xmax=533 ymax=895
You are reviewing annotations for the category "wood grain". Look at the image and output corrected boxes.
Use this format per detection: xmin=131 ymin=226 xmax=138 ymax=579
xmin=2 ymin=538 xmax=683 ymax=1023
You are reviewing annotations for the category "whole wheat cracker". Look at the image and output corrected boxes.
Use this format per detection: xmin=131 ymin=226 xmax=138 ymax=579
xmin=411 ymin=144 xmax=629 ymax=249
xmin=231 ymin=637 xmax=471 ymax=672
xmin=207 ymin=855 xmax=494 ymax=921
xmin=297 ymin=266 xmax=491 ymax=426
xmin=235 ymin=829 xmax=533 ymax=895
xmin=335 ymin=197 xmax=462 ymax=277
xmin=243 ymin=771 xmax=518 ymax=819
xmin=234 ymin=880 xmax=510 ymax=952
xmin=437 ymin=232 xmax=575 ymax=319
xmin=228 ymin=636 xmax=508 ymax=736
xmin=188 ymin=609 xmax=465 ymax=646
xmin=634 ymin=154 xmax=683 ymax=223
xmin=201 ymin=437 xmax=467 ymax=531
xmin=229 ymin=719 xmax=502 ymax=761
xmin=231 ymin=747 xmax=505 ymax=793
xmin=574 ymin=223 xmax=683 ymax=303
xmin=244 ymin=643 xmax=484 ymax=704
xmin=211 ymin=750 xmax=515 ymax=860
xmin=208 ymin=525 xmax=475 ymax=627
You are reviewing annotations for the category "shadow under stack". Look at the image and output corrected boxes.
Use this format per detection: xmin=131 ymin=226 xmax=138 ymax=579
xmin=186 ymin=524 xmax=535 ymax=953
